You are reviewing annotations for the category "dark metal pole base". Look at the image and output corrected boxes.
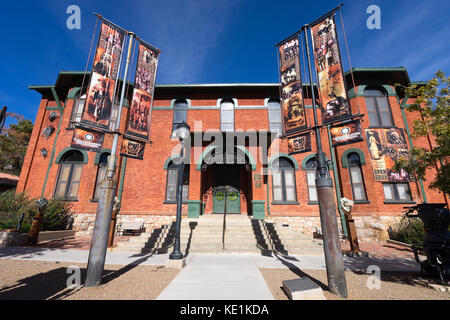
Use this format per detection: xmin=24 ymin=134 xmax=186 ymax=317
xmin=316 ymin=177 xmax=348 ymax=298
xmin=85 ymin=178 xmax=116 ymax=287
xmin=169 ymin=251 xmax=184 ymax=260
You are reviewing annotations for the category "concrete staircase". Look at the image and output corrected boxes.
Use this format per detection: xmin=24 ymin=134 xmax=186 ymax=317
xmin=112 ymin=214 xmax=324 ymax=255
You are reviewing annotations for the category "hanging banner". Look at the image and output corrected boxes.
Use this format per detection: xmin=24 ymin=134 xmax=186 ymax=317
xmin=310 ymin=14 xmax=351 ymax=124
xmin=277 ymin=34 xmax=307 ymax=135
xmin=288 ymin=132 xmax=312 ymax=155
xmin=120 ymin=137 xmax=146 ymax=160
xmin=81 ymin=20 xmax=125 ymax=129
xmin=71 ymin=127 xmax=104 ymax=153
xmin=330 ymin=119 xmax=363 ymax=147
xmin=126 ymin=42 xmax=160 ymax=139
xmin=365 ymin=128 xmax=411 ymax=182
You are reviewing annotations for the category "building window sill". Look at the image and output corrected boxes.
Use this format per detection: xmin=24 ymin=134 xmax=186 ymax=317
xmin=354 ymin=200 xmax=371 ymax=204
xmin=368 ymin=125 xmax=396 ymax=129
xmin=271 ymin=201 xmax=299 ymax=205
xmin=58 ymin=198 xmax=78 ymax=202
xmin=163 ymin=201 xmax=189 ymax=205
xmin=384 ymin=200 xmax=416 ymax=204
xmin=91 ymin=199 xmax=99 ymax=203
xmin=307 ymin=201 xmax=319 ymax=205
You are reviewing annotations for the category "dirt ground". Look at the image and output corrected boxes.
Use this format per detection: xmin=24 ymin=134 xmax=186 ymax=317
xmin=0 ymin=260 xmax=179 ymax=300
xmin=260 ymin=268 xmax=450 ymax=300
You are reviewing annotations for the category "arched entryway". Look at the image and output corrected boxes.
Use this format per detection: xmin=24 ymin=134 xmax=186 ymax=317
xmin=198 ymin=146 xmax=255 ymax=215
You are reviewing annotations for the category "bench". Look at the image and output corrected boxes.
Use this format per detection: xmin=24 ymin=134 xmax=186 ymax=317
xmin=117 ymin=221 xmax=144 ymax=236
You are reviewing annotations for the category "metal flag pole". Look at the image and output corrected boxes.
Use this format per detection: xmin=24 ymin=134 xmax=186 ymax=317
xmin=85 ymin=31 xmax=135 ymax=287
xmin=302 ymin=25 xmax=348 ymax=298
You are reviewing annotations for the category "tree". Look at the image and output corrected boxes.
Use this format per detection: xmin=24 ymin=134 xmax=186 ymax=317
xmin=0 ymin=113 xmax=33 ymax=175
xmin=395 ymin=70 xmax=449 ymax=196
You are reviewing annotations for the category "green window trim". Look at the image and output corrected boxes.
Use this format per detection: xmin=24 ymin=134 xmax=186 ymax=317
xmin=356 ymin=84 xmax=397 ymax=97
xmin=170 ymin=98 xmax=192 ymax=109
xmin=341 ymin=148 xmax=366 ymax=168
xmin=164 ymin=154 xmax=182 ymax=170
xmin=94 ymin=149 xmax=111 ymax=165
xmin=55 ymin=147 xmax=88 ymax=164
xmin=300 ymin=153 xmax=331 ymax=170
xmin=268 ymin=153 xmax=299 ymax=170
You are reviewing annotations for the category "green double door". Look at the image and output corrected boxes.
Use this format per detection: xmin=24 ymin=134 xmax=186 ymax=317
xmin=213 ymin=165 xmax=241 ymax=214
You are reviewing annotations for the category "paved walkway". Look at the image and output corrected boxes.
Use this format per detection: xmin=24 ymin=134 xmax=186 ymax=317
xmin=157 ymin=254 xmax=275 ymax=300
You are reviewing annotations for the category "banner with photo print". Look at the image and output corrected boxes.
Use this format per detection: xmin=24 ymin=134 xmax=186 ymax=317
xmin=330 ymin=119 xmax=363 ymax=147
xmin=71 ymin=127 xmax=104 ymax=153
xmin=277 ymin=34 xmax=307 ymax=135
xmin=81 ymin=20 xmax=125 ymax=129
xmin=120 ymin=137 xmax=146 ymax=160
xmin=310 ymin=14 xmax=351 ymax=124
xmin=287 ymin=132 xmax=312 ymax=155
xmin=126 ymin=42 xmax=160 ymax=139
xmin=365 ymin=128 xmax=411 ymax=182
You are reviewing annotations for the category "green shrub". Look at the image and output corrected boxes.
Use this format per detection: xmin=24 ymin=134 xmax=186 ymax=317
xmin=41 ymin=198 xmax=73 ymax=231
xmin=390 ymin=216 xmax=425 ymax=245
xmin=0 ymin=191 xmax=73 ymax=232
xmin=0 ymin=191 xmax=35 ymax=232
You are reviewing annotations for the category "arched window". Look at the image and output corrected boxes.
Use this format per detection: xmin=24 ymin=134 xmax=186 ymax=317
xmin=54 ymin=150 xmax=85 ymax=200
xmin=364 ymin=86 xmax=394 ymax=127
xmin=220 ymin=99 xmax=234 ymax=132
xmin=305 ymin=158 xmax=318 ymax=203
xmin=347 ymin=153 xmax=367 ymax=201
xmin=165 ymin=159 xmax=190 ymax=203
xmin=171 ymin=99 xmax=188 ymax=137
xmin=267 ymin=98 xmax=282 ymax=137
xmin=92 ymin=152 xmax=109 ymax=201
xmin=69 ymin=93 xmax=86 ymax=128
xmin=272 ymin=158 xmax=297 ymax=203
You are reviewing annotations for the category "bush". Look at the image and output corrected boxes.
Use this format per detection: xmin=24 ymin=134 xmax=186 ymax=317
xmin=390 ymin=216 xmax=425 ymax=245
xmin=41 ymin=197 xmax=73 ymax=231
xmin=0 ymin=191 xmax=73 ymax=232
xmin=0 ymin=191 xmax=35 ymax=232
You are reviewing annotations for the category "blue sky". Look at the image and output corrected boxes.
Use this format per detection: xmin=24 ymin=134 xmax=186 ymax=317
xmin=1 ymin=0 xmax=449 ymax=124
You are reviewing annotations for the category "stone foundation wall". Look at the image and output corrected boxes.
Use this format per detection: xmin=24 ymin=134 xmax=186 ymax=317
xmin=73 ymin=213 xmax=175 ymax=236
xmin=269 ymin=215 xmax=403 ymax=242
xmin=73 ymin=212 xmax=403 ymax=242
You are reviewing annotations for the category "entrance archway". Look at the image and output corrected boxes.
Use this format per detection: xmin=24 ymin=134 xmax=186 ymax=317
xmin=199 ymin=146 xmax=254 ymax=215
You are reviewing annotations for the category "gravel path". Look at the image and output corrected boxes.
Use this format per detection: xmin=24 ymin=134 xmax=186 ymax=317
xmin=260 ymin=268 xmax=450 ymax=300
xmin=0 ymin=260 xmax=179 ymax=300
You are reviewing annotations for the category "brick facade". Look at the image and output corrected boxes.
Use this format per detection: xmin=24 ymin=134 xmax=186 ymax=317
xmin=18 ymin=68 xmax=448 ymax=241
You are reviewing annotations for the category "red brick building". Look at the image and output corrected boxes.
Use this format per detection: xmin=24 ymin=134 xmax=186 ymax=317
xmin=17 ymin=67 xmax=448 ymax=241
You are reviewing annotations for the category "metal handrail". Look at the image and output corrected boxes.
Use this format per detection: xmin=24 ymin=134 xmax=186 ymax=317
xmin=222 ymin=188 xmax=228 ymax=250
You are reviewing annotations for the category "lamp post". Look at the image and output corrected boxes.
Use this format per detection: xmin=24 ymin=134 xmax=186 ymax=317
xmin=303 ymin=25 xmax=348 ymax=298
xmin=169 ymin=121 xmax=190 ymax=260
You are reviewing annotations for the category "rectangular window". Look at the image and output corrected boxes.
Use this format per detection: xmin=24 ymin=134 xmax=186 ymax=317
xmin=306 ymin=170 xmax=318 ymax=202
xmin=55 ymin=164 xmax=71 ymax=198
xmin=221 ymin=101 xmax=234 ymax=132
xmin=69 ymin=97 xmax=86 ymax=128
xmin=55 ymin=163 xmax=83 ymax=200
xmin=166 ymin=167 xmax=189 ymax=202
xmin=349 ymin=166 xmax=367 ymax=201
xmin=383 ymin=183 xmax=412 ymax=201
xmin=268 ymin=101 xmax=282 ymax=137
xmin=93 ymin=165 xmax=107 ymax=200
xmin=272 ymin=170 xmax=283 ymax=202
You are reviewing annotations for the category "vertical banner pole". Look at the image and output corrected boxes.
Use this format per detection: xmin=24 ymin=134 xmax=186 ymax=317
xmin=85 ymin=32 xmax=135 ymax=287
xmin=302 ymin=25 xmax=348 ymax=298
xmin=326 ymin=125 xmax=348 ymax=237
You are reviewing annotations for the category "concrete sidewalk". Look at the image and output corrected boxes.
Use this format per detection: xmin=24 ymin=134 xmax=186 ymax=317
xmin=157 ymin=254 xmax=275 ymax=300
xmin=0 ymin=246 xmax=420 ymax=300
